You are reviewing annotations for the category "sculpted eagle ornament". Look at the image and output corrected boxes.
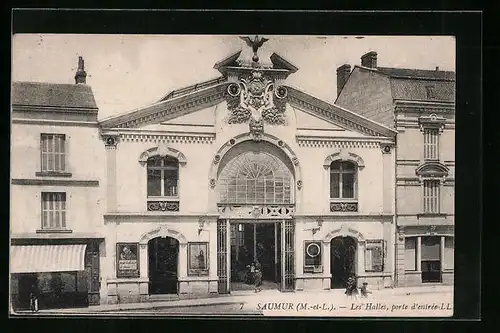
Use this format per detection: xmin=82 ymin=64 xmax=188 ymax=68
xmin=239 ymin=35 xmax=269 ymax=62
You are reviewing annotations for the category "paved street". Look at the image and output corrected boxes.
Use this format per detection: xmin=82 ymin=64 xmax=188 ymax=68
xmin=15 ymin=286 xmax=453 ymax=317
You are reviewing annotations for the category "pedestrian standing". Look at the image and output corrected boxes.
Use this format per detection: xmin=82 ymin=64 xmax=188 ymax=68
xmin=345 ymin=276 xmax=360 ymax=302
xmin=254 ymin=261 xmax=262 ymax=292
xmin=29 ymin=285 xmax=39 ymax=313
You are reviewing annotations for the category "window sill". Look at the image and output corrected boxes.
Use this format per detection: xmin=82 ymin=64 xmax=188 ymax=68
xmin=35 ymin=171 xmax=72 ymax=177
xmin=417 ymin=213 xmax=447 ymax=219
xmin=147 ymin=197 xmax=179 ymax=201
xmin=36 ymin=229 xmax=73 ymax=234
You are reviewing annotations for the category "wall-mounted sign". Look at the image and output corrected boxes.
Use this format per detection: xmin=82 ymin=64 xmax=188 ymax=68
xmin=304 ymin=241 xmax=323 ymax=273
xmin=188 ymin=242 xmax=209 ymax=276
xmin=365 ymin=240 xmax=384 ymax=272
xmin=116 ymin=243 xmax=140 ymax=278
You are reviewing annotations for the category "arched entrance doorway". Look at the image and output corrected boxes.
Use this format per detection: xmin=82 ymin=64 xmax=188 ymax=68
xmin=214 ymin=139 xmax=297 ymax=292
xmin=330 ymin=236 xmax=357 ymax=289
xmin=148 ymin=237 xmax=179 ymax=295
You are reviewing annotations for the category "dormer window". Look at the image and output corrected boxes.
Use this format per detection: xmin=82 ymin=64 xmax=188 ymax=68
xmin=425 ymin=85 xmax=435 ymax=99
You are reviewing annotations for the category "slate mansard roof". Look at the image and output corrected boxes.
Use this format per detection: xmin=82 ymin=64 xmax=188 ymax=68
xmin=376 ymin=67 xmax=455 ymax=103
xmin=12 ymin=81 xmax=98 ymax=110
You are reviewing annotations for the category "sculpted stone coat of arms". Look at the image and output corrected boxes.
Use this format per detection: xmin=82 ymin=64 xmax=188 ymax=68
xmin=225 ymin=71 xmax=288 ymax=127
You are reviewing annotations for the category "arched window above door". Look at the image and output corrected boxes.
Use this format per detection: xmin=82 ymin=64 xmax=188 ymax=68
xmin=218 ymin=151 xmax=294 ymax=204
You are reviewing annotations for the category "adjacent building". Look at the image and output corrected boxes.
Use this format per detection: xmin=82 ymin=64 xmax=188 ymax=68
xmin=10 ymin=57 xmax=106 ymax=310
xmin=335 ymin=51 xmax=455 ymax=287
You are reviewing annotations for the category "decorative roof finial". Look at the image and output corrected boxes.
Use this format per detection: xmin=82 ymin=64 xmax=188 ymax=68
xmin=239 ymin=35 xmax=269 ymax=63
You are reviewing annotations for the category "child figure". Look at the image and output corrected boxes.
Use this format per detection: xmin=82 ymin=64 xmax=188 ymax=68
xmin=360 ymin=282 xmax=372 ymax=298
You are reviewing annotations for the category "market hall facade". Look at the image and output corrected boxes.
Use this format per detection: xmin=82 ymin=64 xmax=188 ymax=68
xmin=97 ymin=47 xmax=397 ymax=304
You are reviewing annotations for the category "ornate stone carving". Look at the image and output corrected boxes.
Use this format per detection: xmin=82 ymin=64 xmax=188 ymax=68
xmin=147 ymin=201 xmax=180 ymax=212
xmin=330 ymin=201 xmax=358 ymax=212
xmin=218 ymin=204 xmax=295 ymax=219
xmin=428 ymin=225 xmax=437 ymax=235
xmin=297 ymin=180 xmax=303 ymax=190
xmin=323 ymin=150 xmax=365 ymax=169
xmin=419 ymin=113 xmax=446 ymax=132
xmin=209 ymin=178 xmax=216 ymax=188
xmin=213 ymin=154 xmax=221 ymax=164
xmin=225 ymin=71 xmax=287 ymax=126
xmin=139 ymin=145 xmax=187 ymax=166
xmin=102 ymin=134 xmax=120 ymax=148
xmin=324 ymin=225 xmax=365 ymax=242
xmin=381 ymin=144 xmax=392 ymax=154
xmin=249 ymin=118 xmax=264 ymax=141
xmin=397 ymin=226 xmax=405 ymax=241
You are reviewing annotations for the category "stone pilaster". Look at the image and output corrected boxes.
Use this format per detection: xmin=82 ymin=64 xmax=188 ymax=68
xmin=102 ymin=134 xmax=119 ymax=212
xmin=395 ymin=227 xmax=406 ymax=286
xmin=416 ymin=236 xmax=422 ymax=271
xmin=381 ymin=144 xmax=394 ymax=214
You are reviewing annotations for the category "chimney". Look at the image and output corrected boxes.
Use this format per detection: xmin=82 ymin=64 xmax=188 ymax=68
xmin=435 ymin=66 xmax=440 ymax=71
xmin=336 ymin=64 xmax=351 ymax=97
xmin=361 ymin=51 xmax=377 ymax=69
xmin=74 ymin=56 xmax=87 ymax=84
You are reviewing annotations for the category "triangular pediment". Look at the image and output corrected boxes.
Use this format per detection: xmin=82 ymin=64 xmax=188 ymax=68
xmin=287 ymin=86 xmax=397 ymax=138
xmin=99 ymin=76 xmax=397 ymax=141
xmin=294 ymin=107 xmax=344 ymax=130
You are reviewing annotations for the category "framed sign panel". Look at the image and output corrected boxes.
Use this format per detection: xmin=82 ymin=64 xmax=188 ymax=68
xmin=365 ymin=240 xmax=384 ymax=272
xmin=116 ymin=243 xmax=140 ymax=278
xmin=304 ymin=241 xmax=323 ymax=273
xmin=188 ymin=242 xmax=209 ymax=276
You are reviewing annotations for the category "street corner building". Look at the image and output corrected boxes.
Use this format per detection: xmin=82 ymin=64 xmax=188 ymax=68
xmin=10 ymin=57 xmax=105 ymax=311
xmin=335 ymin=51 xmax=455 ymax=287
xmin=9 ymin=37 xmax=455 ymax=310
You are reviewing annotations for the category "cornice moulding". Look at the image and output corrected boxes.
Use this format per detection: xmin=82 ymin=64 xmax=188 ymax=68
xmin=12 ymin=118 xmax=99 ymax=127
xmin=12 ymin=105 xmax=98 ymax=113
xmin=99 ymin=84 xmax=226 ymax=129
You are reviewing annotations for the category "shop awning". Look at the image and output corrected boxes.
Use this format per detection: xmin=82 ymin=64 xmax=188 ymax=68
xmin=10 ymin=244 xmax=87 ymax=274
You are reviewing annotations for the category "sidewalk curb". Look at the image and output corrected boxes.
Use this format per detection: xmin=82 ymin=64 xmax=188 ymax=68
xmin=28 ymin=300 xmax=244 ymax=314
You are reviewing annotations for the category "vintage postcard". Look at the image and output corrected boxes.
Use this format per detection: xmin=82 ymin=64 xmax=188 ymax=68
xmin=10 ymin=34 xmax=455 ymax=317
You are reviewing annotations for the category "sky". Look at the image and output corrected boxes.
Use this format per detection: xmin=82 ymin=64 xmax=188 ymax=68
xmin=12 ymin=34 xmax=455 ymax=121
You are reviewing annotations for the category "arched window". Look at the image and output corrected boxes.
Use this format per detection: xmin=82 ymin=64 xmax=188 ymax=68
xmin=147 ymin=156 xmax=179 ymax=197
xmin=218 ymin=151 xmax=293 ymax=204
xmin=330 ymin=161 xmax=356 ymax=199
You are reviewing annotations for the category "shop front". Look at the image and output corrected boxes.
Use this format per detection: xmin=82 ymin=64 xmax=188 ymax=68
xmin=10 ymin=238 xmax=102 ymax=311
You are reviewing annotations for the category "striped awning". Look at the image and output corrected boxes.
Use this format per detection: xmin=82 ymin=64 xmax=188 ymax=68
xmin=10 ymin=244 xmax=87 ymax=274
